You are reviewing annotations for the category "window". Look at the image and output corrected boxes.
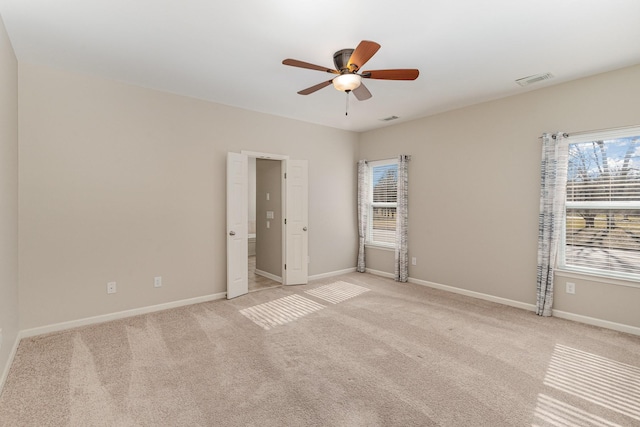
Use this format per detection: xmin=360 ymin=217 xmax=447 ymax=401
xmin=561 ymin=128 xmax=640 ymax=280
xmin=367 ymin=159 xmax=398 ymax=247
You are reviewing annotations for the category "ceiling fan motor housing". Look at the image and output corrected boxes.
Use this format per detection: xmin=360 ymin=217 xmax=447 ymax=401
xmin=333 ymin=49 xmax=355 ymax=73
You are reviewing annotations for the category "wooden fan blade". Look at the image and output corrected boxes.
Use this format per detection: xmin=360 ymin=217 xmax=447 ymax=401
xmin=352 ymin=83 xmax=372 ymax=101
xmin=362 ymin=69 xmax=420 ymax=80
xmin=297 ymin=79 xmax=334 ymax=95
xmin=283 ymin=59 xmax=338 ymax=74
xmin=346 ymin=40 xmax=381 ymax=71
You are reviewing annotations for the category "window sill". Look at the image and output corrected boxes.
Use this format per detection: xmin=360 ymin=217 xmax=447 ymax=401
xmin=365 ymin=243 xmax=395 ymax=252
xmin=555 ymin=268 xmax=640 ymax=289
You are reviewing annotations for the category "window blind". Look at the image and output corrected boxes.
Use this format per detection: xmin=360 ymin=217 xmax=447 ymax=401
xmin=369 ymin=161 xmax=398 ymax=245
xmin=564 ymin=136 xmax=640 ymax=278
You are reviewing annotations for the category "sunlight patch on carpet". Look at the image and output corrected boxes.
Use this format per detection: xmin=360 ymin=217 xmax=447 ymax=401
xmin=304 ymin=281 xmax=370 ymax=304
xmin=543 ymin=344 xmax=640 ymax=422
xmin=240 ymin=294 xmax=325 ymax=330
xmin=532 ymin=394 xmax=623 ymax=427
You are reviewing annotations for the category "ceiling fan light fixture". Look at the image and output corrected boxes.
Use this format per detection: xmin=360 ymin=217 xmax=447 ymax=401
xmin=333 ymin=73 xmax=362 ymax=92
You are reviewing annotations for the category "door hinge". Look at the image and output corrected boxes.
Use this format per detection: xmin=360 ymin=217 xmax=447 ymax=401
xmin=284 ymin=264 xmax=287 ymax=270
xmin=284 ymin=218 xmax=287 ymax=225
xmin=284 ymin=173 xmax=287 ymax=179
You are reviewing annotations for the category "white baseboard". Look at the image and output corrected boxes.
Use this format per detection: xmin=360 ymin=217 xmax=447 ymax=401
xmin=20 ymin=292 xmax=227 ymax=339
xmin=309 ymin=267 xmax=357 ymax=281
xmin=408 ymin=277 xmax=537 ymax=312
xmin=254 ymin=269 xmax=282 ymax=283
xmin=552 ymin=309 xmax=640 ymax=336
xmin=2 ymin=292 xmax=226 ymax=395
xmin=0 ymin=333 xmax=21 ymax=395
xmin=366 ymin=269 xmax=639 ymax=336
xmin=365 ymin=268 xmax=395 ymax=279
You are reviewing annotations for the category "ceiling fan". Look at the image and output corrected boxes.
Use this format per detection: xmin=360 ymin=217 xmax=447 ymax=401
xmin=282 ymin=40 xmax=419 ymax=101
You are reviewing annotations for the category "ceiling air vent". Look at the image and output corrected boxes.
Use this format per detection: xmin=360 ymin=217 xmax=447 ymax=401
xmin=380 ymin=115 xmax=399 ymax=122
xmin=515 ymin=72 xmax=554 ymax=87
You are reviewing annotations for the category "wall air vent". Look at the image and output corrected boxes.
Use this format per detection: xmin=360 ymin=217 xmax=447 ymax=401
xmin=515 ymin=72 xmax=554 ymax=87
xmin=380 ymin=115 xmax=399 ymax=122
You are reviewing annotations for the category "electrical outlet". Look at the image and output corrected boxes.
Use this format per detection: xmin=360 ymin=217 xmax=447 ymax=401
xmin=566 ymin=282 xmax=576 ymax=294
xmin=154 ymin=276 xmax=162 ymax=288
xmin=412 ymin=257 xmax=417 ymax=266
xmin=107 ymin=281 xmax=117 ymax=294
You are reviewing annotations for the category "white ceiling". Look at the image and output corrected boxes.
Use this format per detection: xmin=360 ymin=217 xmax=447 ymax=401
xmin=1 ymin=0 xmax=639 ymax=132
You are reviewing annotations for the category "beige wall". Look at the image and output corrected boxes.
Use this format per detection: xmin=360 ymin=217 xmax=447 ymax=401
xmin=359 ymin=64 xmax=640 ymax=329
xmin=256 ymin=159 xmax=282 ymax=277
xmin=0 ymin=14 xmax=19 ymax=381
xmin=13 ymin=52 xmax=640 ymax=335
xmin=18 ymin=62 xmax=359 ymax=330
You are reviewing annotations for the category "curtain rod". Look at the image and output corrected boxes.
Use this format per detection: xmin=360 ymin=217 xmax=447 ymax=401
xmin=540 ymin=124 xmax=639 ymax=140
xmin=362 ymin=155 xmax=412 ymax=163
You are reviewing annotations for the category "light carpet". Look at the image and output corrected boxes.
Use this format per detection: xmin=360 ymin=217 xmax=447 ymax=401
xmin=1 ymin=272 xmax=639 ymax=426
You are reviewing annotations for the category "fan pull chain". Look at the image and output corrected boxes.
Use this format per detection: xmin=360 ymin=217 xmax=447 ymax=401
xmin=345 ymin=91 xmax=350 ymax=116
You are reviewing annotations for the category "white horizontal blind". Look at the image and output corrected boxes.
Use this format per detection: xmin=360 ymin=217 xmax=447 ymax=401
xmin=368 ymin=160 xmax=398 ymax=245
xmin=564 ymin=134 xmax=640 ymax=279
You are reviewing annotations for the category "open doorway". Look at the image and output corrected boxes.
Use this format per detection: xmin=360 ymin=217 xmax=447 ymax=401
xmin=248 ymin=157 xmax=282 ymax=292
xmin=227 ymin=151 xmax=308 ymax=299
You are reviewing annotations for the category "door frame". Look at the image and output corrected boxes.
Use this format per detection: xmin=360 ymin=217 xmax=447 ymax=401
xmin=242 ymin=151 xmax=288 ymax=285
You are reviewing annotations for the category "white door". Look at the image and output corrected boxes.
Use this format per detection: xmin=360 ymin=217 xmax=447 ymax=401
xmin=226 ymin=152 xmax=248 ymax=299
xmin=285 ymin=159 xmax=308 ymax=285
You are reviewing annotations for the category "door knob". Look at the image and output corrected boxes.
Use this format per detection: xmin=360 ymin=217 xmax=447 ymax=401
xmin=303 ymin=227 xmax=307 ymax=231
xmin=229 ymin=231 xmax=236 ymax=236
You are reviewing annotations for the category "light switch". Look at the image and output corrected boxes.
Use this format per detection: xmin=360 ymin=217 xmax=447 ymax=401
xmin=266 ymin=221 xmax=270 ymax=229
xmin=266 ymin=193 xmax=270 ymax=201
